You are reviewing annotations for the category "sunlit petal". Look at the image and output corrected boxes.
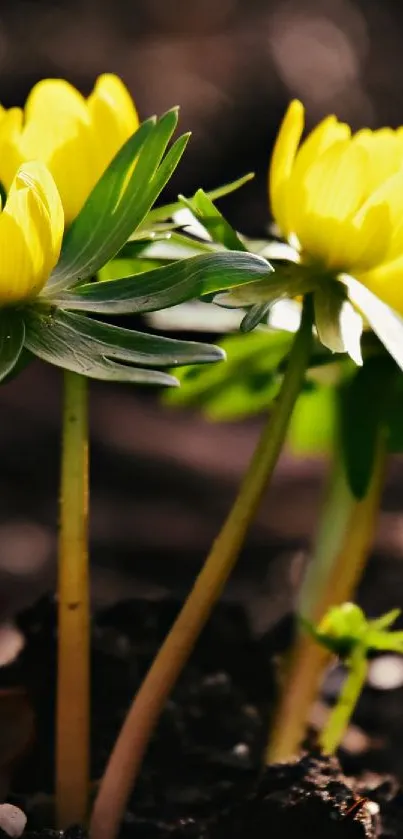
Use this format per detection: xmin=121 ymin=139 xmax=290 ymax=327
xmin=87 ymin=73 xmax=139 ymax=169
xmin=269 ymin=100 xmax=304 ymax=236
xmin=0 ymin=162 xmax=63 ymax=304
xmin=294 ymin=140 xmax=367 ymax=269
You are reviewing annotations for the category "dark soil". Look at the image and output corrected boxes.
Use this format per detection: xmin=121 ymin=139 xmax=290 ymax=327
xmin=1 ymin=598 xmax=403 ymax=838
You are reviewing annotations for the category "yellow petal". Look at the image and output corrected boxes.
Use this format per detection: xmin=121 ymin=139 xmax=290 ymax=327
xmin=357 ymin=256 xmax=403 ymax=315
xmin=20 ymin=80 xmax=95 ymax=224
xmin=345 ymin=201 xmax=391 ymax=271
xmin=353 ymin=128 xmax=403 ymax=196
xmin=18 ymin=160 xmax=64 ymax=273
xmin=87 ymin=73 xmax=139 ymax=170
xmin=285 ymin=115 xmax=350 ymax=234
xmin=353 ymin=170 xmax=403 ymax=264
xmin=25 ymin=78 xmax=89 ymax=123
xmin=0 ymin=108 xmax=25 ymax=192
xmin=293 ymin=140 xmax=367 ymax=269
xmin=20 ymin=116 xmax=94 ymax=224
xmin=0 ymin=161 xmax=64 ymax=304
xmin=269 ymin=100 xmax=304 ymax=236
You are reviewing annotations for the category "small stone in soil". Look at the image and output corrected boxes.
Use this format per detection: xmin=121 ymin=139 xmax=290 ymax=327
xmin=0 ymin=805 xmax=27 ymax=837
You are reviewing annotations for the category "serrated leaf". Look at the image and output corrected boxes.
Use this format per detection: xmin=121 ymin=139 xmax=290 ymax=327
xmin=146 ymin=172 xmax=254 ymax=224
xmin=179 ymin=189 xmax=246 ymax=251
xmin=23 ymin=309 xmax=180 ymax=386
xmin=342 ymin=274 xmax=403 ymax=370
xmin=51 ymin=252 xmax=273 ymax=315
xmin=339 ymin=356 xmax=394 ymax=499
xmin=0 ymin=310 xmax=25 ymax=384
xmin=47 ymin=111 xmax=188 ymax=291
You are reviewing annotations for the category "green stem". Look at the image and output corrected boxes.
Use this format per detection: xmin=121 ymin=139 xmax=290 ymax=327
xmin=266 ymin=432 xmax=386 ymax=763
xmin=320 ymin=648 xmax=368 ymax=754
xmin=90 ymin=298 xmax=313 ymax=839
xmin=56 ymin=371 xmax=90 ymax=828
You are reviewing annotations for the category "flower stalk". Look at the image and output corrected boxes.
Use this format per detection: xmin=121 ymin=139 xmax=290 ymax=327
xmin=90 ymin=297 xmax=313 ymax=839
xmin=266 ymin=432 xmax=386 ymax=763
xmin=56 ymin=370 xmax=90 ymax=828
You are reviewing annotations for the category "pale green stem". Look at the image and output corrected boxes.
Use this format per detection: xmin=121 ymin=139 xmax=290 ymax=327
xmin=89 ymin=297 xmax=314 ymax=839
xmin=267 ymin=432 xmax=386 ymax=763
xmin=320 ymin=648 xmax=368 ymax=754
xmin=56 ymin=371 xmax=90 ymax=828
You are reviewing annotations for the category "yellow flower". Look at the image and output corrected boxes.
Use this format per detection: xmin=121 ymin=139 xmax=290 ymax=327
xmin=0 ymin=161 xmax=64 ymax=305
xmin=269 ymin=100 xmax=403 ymax=314
xmin=0 ymin=74 xmax=139 ymax=225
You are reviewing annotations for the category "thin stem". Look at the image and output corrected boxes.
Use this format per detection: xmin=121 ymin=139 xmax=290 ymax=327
xmin=266 ymin=433 xmax=386 ymax=763
xmin=319 ymin=648 xmax=368 ymax=754
xmin=56 ymin=371 xmax=90 ymax=828
xmin=90 ymin=298 xmax=313 ymax=839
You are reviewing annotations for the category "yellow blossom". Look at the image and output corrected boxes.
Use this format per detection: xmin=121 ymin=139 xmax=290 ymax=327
xmin=0 ymin=161 xmax=64 ymax=305
xmin=0 ymin=74 xmax=139 ymax=224
xmin=269 ymin=100 xmax=403 ymax=314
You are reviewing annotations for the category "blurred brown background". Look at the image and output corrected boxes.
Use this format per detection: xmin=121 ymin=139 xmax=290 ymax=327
xmin=0 ymin=0 xmax=403 ymax=629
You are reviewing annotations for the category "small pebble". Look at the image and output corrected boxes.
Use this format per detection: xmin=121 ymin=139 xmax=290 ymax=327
xmin=368 ymin=656 xmax=403 ymax=690
xmin=232 ymin=742 xmax=249 ymax=757
xmin=0 ymin=805 xmax=27 ymax=837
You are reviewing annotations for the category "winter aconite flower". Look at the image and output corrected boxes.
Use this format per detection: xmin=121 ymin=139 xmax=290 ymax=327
xmin=0 ymin=74 xmax=139 ymax=224
xmin=270 ymin=100 xmax=403 ymax=314
xmin=0 ymin=160 xmax=63 ymax=305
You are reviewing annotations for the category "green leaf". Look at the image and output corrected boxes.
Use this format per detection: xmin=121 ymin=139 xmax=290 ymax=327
xmin=51 ymin=252 xmax=273 ymax=316
xmin=287 ymin=382 xmax=337 ymax=455
xmin=146 ymin=172 xmax=254 ymax=224
xmin=29 ymin=308 xmax=224 ymax=368
xmin=23 ymin=308 xmax=183 ymax=386
xmin=241 ymin=302 xmax=272 ymax=332
xmin=386 ymin=370 xmax=403 ymax=452
xmin=165 ymin=328 xmax=293 ymax=420
xmin=0 ymin=309 xmax=25 ymax=384
xmin=47 ymin=110 xmax=188 ymax=291
xmin=370 ymin=609 xmax=401 ymax=632
xmin=367 ymin=630 xmax=403 ymax=653
xmin=179 ymin=189 xmax=246 ymax=251
xmin=339 ymin=355 xmax=394 ymax=499
xmin=314 ymin=282 xmax=363 ymax=365
xmin=117 ymin=231 xmax=217 ymax=266
xmin=343 ymin=274 xmax=403 ymax=370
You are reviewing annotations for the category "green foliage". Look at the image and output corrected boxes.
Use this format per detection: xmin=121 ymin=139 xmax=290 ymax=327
xmin=178 ymin=189 xmax=246 ymax=252
xmin=304 ymin=602 xmax=403 ymax=660
xmin=165 ymin=328 xmax=293 ymax=420
xmin=287 ymin=381 xmax=338 ymax=455
xmin=339 ymin=355 xmax=395 ymax=499
xmin=146 ymin=172 xmax=254 ymax=225
xmin=50 ymin=252 xmax=272 ymax=316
